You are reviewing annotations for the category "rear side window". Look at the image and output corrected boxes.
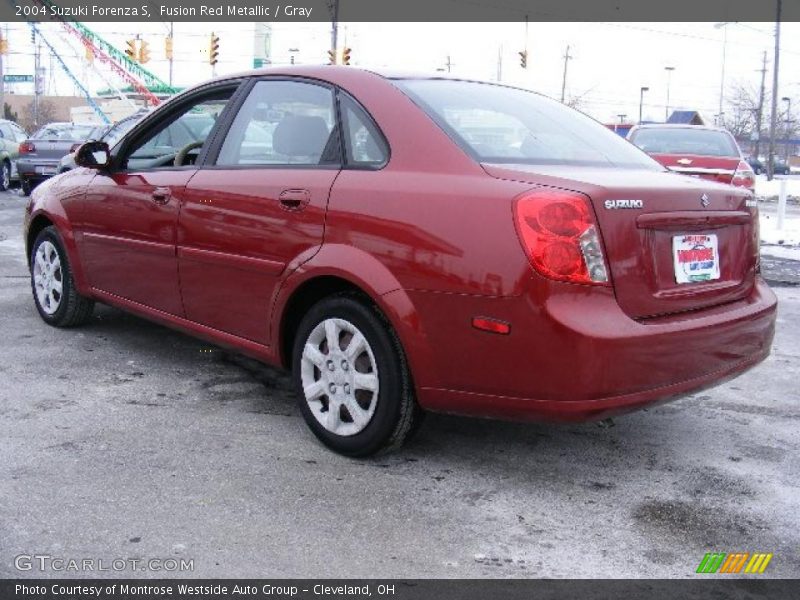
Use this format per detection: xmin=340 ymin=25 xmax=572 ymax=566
xmin=340 ymin=94 xmax=388 ymax=167
xmin=394 ymin=79 xmax=659 ymax=169
xmin=629 ymin=128 xmax=739 ymax=157
xmin=216 ymin=80 xmax=339 ymax=166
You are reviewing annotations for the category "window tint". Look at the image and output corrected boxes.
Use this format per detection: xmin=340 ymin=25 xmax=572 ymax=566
xmin=126 ymin=91 xmax=231 ymax=169
xmin=395 ymin=79 xmax=660 ymax=169
xmin=629 ymin=128 xmax=739 ymax=157
xmin=217 ymin=80 xmax=338 ymax=166
xmin=341 ymin=95 xmax=388 ymax=167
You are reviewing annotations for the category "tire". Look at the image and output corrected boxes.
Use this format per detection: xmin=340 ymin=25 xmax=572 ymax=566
xmin=30 ymin=226 xmax=94 ymax=327
xmin=0 ymin=161 xmax=10 ymax=191
xmin=754 ymin=167 xmax=762 ymax=175
xmin=291 ymin=293 xmax=422 ymax=457
xmin=21 ymin=178 xmax=33 ymax=196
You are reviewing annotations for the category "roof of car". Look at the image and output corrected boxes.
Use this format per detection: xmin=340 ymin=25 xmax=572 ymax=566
xmin=629 ymin=123 xmax=730 ymax=133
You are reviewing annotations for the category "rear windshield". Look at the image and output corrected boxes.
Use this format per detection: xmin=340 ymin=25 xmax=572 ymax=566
xmin=629 ymin=127 xmax=739 ymax=157
xmin=33 ymin=124 xmax=95 ymax=141
xmin=393 ymin=79 xmax=660 ymax=169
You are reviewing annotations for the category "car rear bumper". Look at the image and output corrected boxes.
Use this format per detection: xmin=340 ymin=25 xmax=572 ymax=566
xmin=17 ymin=158 xmax=60 ymax=180
xmin=411 ymin=277 xmax=777 ymax=421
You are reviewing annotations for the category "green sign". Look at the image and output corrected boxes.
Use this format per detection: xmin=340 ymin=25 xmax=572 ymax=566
xmin=253 ymin=58 xmax=271 ymax=68
xmin=3 ymin=74 xmax=33 ymax=83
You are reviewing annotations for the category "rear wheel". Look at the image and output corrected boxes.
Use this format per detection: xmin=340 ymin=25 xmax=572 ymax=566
xmin=30 ymin=226 xmax=94 ymax=327
xmin=21 ymin=178 xmax=33 ymax=196
xmin=292 ymin=294 xmax=422 ymax=456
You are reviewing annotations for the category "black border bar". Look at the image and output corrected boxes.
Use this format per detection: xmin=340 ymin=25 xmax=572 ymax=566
xmin=2 ymin=579 xmax=800 ymax=600
xmin=2 ymin=0 xmax=799 ymax=23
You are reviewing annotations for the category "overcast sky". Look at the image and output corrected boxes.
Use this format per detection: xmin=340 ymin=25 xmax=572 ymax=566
xmin=2 ymin=21 xmax=798 ymax=124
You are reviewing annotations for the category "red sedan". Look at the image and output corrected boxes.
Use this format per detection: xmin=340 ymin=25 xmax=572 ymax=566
xmin=627 ymin=124 xmax=757 ymax=191
xmin=24 ymin=67 xmax=776 ymax=456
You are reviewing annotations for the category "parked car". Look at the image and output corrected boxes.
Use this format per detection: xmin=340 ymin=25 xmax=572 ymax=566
xmin=17 ymin=122 xmax=96 ymax=194
xmin=627 ymin=124 xmax=756 ymax=191
xmin=59 ymin=111 xmax=149 ymax=173
xmin=24 ymin=67 xmax=776 ymax=456
xmin=747 ymin=155 xmax=791 ymax=176
xmin=0 ymin=119 xmax=29 ymax=191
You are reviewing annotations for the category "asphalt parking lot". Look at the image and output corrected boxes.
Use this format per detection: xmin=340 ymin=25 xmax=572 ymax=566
xmin=0 ymin=188 xmax=798 ymax=578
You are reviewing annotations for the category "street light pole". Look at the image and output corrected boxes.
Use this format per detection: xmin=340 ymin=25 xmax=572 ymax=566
xmin=639 ymin=86 xmax=649 ymax=124
xmin=714 ymin=22 xmax=730 ymax=124
xmin=767 ymin=0 xmax=782 ymax=180
xmin=782 ymin=96 xmax=792 ymax=162
xmin=664 ymin=66 xmax=675 ymax=122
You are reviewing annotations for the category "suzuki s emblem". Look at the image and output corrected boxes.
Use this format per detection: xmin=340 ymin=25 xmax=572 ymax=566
xmin=701 ymin=193 xmax=710 ymax=207
xmin=604 ymin=199 xmax=644 ymax=210
xmin=677 ymin=158 xmax=693 ymax=165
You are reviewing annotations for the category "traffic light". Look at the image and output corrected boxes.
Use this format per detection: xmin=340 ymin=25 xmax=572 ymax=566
xmin=327 ymin=49 xmax=336 ymax=65
xmin=125 ymin=39 xmax=137 ymax=60
xmin=0 ymin=36 xmax=7 ymax=55
xmin=165 ymin=36 xmax=173 ymax=60
xmin=341 ymin=47 xmax=351 ymax=66
xmin=84 ymin=45 xmax=94 ymax=63
xmin=209 ymin=32 xmax=220 ymax=66
xmin=138 ymin=40 xmax=150 ymax=64
xmin=519 ymin=50 xmax=527 ymax=68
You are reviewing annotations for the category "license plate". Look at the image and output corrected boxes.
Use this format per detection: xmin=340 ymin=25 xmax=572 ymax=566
xmin=673 ymin=234 xmax=720 ymax=283
xmin=35 ymin=166 xmax=57 ymax=175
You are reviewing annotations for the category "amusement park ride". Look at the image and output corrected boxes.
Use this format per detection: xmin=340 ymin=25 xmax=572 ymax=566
xmin=13 ymin=0 xmax=179 ymax=123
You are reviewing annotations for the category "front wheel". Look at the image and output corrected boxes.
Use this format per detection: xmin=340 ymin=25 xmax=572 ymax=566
xmin=30 ymin=226 xmax=94 ymax=327
xmin=0 ymin=161 xmax=11 ymax=191
xmin=292 ymin=294 xmax=422 ymax=457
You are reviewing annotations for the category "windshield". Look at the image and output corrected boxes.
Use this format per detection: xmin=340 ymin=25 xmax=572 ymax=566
xmin=629 ymin=127 xmax=739 ymax=157
xmin=394 ymin=79 xmax=660 ymax=169
xmin=33 ymin=124 xmax=95 ymax=141
xmin=103 ymin=117 xmax=140 ymax=147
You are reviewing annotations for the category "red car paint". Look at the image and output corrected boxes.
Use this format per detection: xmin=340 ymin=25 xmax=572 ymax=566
xmin=24 ymin=66 xmax=776 ymax=423
xmin=627 ymin=124 xmax=756 ymax=191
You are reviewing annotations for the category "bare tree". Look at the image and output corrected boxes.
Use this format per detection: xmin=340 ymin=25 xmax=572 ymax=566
xmin=20 ymin=100 xmax=57 ymax=132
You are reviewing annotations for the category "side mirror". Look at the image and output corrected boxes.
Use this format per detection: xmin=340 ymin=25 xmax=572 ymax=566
xmin=75 ymin=141 xmax=111 ymax=169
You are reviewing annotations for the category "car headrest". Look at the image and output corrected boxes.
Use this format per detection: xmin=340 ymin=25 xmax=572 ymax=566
xmin=273 ymin=115 xmax=330 ymax=158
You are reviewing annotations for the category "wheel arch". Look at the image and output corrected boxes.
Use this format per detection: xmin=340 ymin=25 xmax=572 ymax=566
xmin=272 ymin=244 xmax=438 ymax=395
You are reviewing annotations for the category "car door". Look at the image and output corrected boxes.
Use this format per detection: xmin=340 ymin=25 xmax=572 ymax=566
xmin=77 ymin=83 xmax=240 ymax=315
xmin=177 ymin=78 xmax=342 ymax=343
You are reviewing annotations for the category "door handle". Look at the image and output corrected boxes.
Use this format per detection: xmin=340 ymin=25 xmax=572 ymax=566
xmin=279 ymin=188 xmax=311 ymax=211
xmin=152 ymin=187 xmax=170 ymax=205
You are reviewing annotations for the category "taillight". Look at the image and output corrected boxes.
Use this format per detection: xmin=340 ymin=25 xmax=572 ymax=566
xmin=513 ymin=189 xmax=610 ymax=285
xmin=731 ymin=161 xmax=755 ymax=190
xmin=19 ymin=141 xmax=35 ymax=154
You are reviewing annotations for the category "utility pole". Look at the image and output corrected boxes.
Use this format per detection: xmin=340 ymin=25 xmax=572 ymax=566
xmin=33 ymin=36 xmax=41 ymax=128
xmin=168 ymin=22 xmax=174 ymax=87
xmin=754 ymin=50 xmax=768 ymax=159
xmin=560 ymin=45 xmax=572 ymax=103
xmin=0 ymin=30 xmax=5 ymax=119
xmin=329 ymin=0 xmax=339 ymax=58
xmin=767 ymin=0 xmax=782 ymax=180
xmin=664 ymin=66 xmax=675 ymax=121
xmin=496 ymin=44 xmax=503 ymax=82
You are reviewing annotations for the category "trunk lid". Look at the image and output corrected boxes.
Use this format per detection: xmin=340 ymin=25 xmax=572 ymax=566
xmin=484 ymin=164 xmax=758 ymax=319
xmin=649 ymin=153 xmax=741 ymax=186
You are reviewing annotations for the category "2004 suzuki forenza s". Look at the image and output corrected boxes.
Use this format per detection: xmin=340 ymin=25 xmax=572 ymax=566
xmin=24 ymin=67 xmax=777 ymax=456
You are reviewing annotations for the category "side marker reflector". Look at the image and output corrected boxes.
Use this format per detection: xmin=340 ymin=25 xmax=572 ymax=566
xmin=472 ymin=317 xmax=511 ymax=335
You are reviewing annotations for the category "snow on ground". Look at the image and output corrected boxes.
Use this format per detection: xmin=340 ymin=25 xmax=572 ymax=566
xmin=754 ymin=174 xmax=800 ymax=201
xmin=760 ymin=209 xmax=800 ymax=247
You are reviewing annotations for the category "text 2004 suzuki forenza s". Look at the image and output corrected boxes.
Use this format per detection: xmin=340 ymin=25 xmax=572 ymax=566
xmin=24 ymin=67 xmax=776 ymax=456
